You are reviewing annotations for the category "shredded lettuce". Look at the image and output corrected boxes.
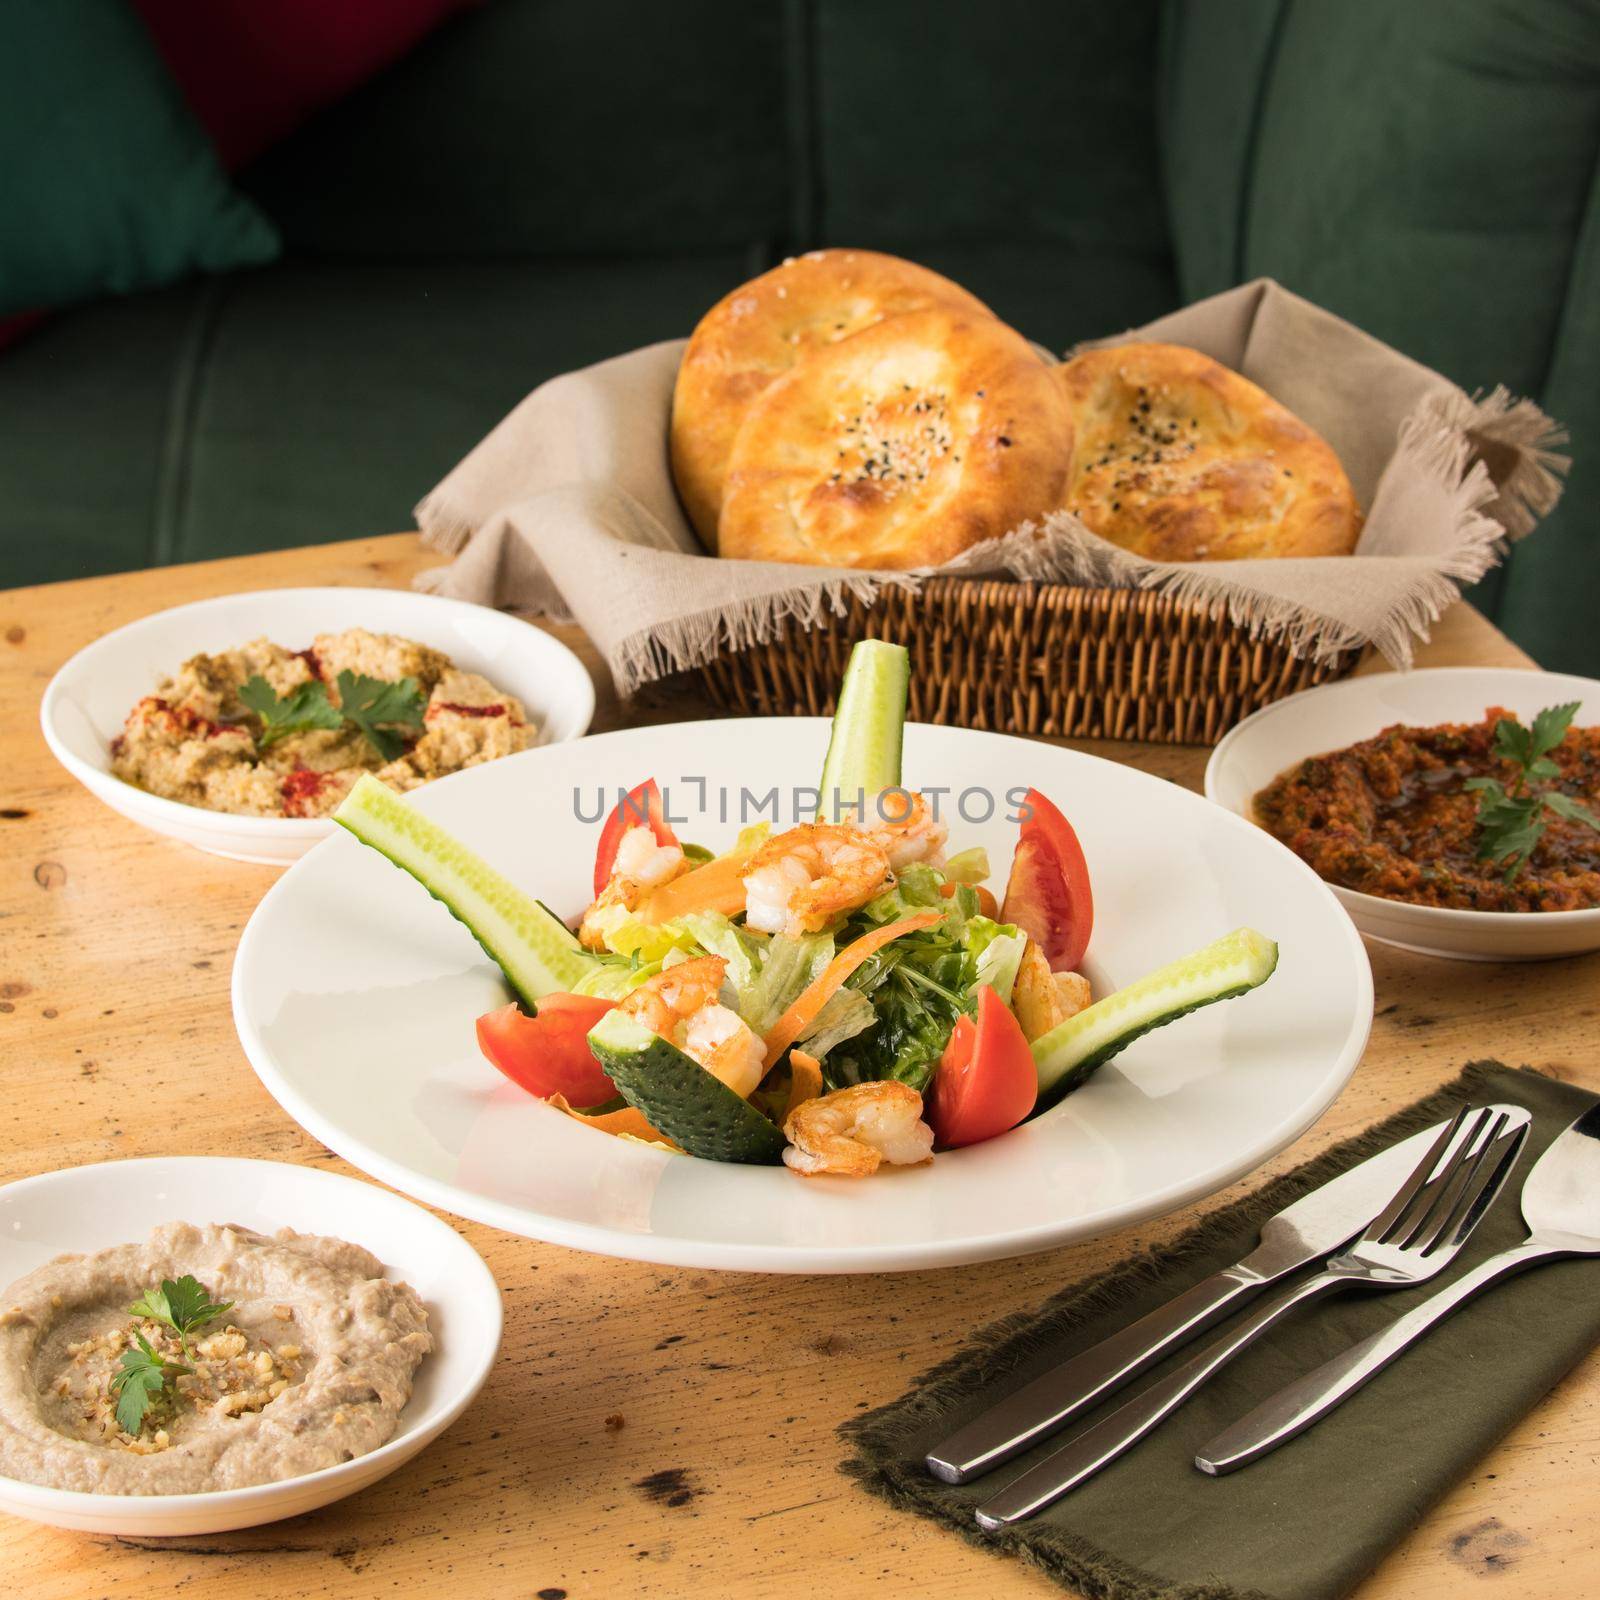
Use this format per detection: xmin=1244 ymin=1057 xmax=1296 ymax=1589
xmin=859 ymin=863 xmax=968 ymax=928
xmin=795 ymin=986 xmax=876 ymax=1059
xmin=571 ymin=955 xmax=665 ymax=1000
xmin=942 ymin=846 xmax=991 ymax=885
xmin=672 ymin=910 xmax=762 ymax=993
xmin=969 ymin=921 xmax=1026 ymax=1006
xmin=733 ymin=821 xmax=772 ymax=853
xmin=597 ymin=917 xmax=697 ymax=962
xmin=742 ymin=932 xmax=834 ymax=1034
xmin=824 ymin=906 xmax=974 ymax=1092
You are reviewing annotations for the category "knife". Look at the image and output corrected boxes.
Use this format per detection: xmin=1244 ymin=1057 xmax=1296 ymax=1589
xmin=924 ymin=1116 xmax=1462 ymax=1484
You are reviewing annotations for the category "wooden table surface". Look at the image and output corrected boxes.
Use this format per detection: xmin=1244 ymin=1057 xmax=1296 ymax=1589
xmin=2 ymin=534 xmax=1595 ymax=1599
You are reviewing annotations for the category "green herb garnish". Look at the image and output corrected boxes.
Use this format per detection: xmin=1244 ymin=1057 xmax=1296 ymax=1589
xmin=110 ymin=1332 xmax=191 ymax=1436
xmin=240 ymin=670 xmax=426 ymax=762
xmin=128 ymin=1273 xmax=234 ymax=1362
xmin=333 ymin=670 xmax=427 ymax=761
xmin=1466 ymin=702 xmax=1600 ymax=882
xmin=239 ymin=675 xmax=343 ymax=747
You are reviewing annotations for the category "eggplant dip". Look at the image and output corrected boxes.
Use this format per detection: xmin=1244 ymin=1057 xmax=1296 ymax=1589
xmin=110 ymin=627 xmax=537 ymax=819
xmin=0 ymin=1221 xmax=431 ymax=1495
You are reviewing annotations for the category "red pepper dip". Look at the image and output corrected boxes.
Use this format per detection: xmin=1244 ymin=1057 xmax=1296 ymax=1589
xmin=1253 ymin=707 xmax=1600 ymax=912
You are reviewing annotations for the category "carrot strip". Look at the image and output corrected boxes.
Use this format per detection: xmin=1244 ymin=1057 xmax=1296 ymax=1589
xmin=547 ymin=1093 xmax=678 ymax=1149
xmin=783 ymin=1050 xmax=824 ymax=1124
xmin=762 ymin=911 xmax=941 ymax=1068
xmin=637 ymin=845 xmax=759 ymax=923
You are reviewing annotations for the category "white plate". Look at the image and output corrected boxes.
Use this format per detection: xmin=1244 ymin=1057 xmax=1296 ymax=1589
xmin=233 ymin=718 xmax=1372 ymax=1273
xmin=41 ymin=587 xmax=595 ymax=866
xmin=0 ymin=1157 xmax=501 ymax=1537
xmin=1206 ymin=667 xmax=1600 ymax=962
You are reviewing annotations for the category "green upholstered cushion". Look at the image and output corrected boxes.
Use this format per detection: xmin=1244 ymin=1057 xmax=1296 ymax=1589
xmin=1160 ymin=0 xmax=1600 ymax=668
xmin=0 ymin=244 xmax=1175 ymax=588
xmin=0 ymin=0 xmax=279 ymax=317
xmin=1497 ymin=152 xmax=1600 ymax=677
xmin=908 ymin=244 xmax=1177 ymax=353
xmin=813 ymin=0 xmax=1169 ymax=260
xmin=0 ymin=256 xmax=754 ymax=585
xmin=239 ymin=0 xmax=792 ymax=259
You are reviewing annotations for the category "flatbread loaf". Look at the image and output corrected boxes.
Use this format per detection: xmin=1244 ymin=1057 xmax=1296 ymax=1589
xmin=1056 ymin=342 xmax=1362 ymax=560
xmin=718 ymin=307 xmax=1073 ymax=570
xmin=671 ymin=250 xmax=993 ymax=550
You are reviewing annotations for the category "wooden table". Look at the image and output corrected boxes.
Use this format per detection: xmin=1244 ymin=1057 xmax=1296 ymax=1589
xmin=2 ymin=535 xmax=1595 ymax=1599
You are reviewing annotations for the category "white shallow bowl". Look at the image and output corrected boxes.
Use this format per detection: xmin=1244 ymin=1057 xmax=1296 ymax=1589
xmin=234 ymin=717 xmax=1373 ymax=1274
xmin=1206 ymin=667 xmax=1600 ymax=961
xmin=41 ymin=586 xmax=595 ymax=866
xmin=0 ymin=1157 xmax=501 ymax=1537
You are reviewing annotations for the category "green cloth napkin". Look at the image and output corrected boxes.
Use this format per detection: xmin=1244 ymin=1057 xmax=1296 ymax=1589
xmin=841 ymin=1062 xmax=1599 ymax=1600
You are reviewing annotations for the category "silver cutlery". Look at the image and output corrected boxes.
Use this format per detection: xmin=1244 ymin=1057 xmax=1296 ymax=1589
xmin=1196 ymin=1100 xmax=1600 ymax=1475
xmin=973 ymin=1103 xmax=1528 ymax=1528
xmin=927 ymin=1111 xmax=1491 ymax=1485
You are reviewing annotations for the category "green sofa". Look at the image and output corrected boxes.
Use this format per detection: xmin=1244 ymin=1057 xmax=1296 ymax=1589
xmin=4 ymin=0 xmax=1597 ymax=673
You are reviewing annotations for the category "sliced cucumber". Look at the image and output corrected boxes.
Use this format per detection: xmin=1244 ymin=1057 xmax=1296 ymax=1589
xmin=334 ymin=773 xmax=595 ymax=1010
xmin=1032 ymin=927 xmax=1279 ymax=1108
xmin=587 ymin=1010 xmax=786 ymax=1164
xmin=818 ymin=639 xmax=908 ymax=821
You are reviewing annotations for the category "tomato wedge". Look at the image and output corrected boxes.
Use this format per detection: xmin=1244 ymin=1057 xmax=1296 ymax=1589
xmin=1000 ymin=788 xmax=1093 ymax=970
xmin=927 ymin=985 xmax=1037 ymax=1148
xmin=593 ymin=779 xmax=679 ymax=896
xmin=476 ymin=994 xmax=616 ymax=1108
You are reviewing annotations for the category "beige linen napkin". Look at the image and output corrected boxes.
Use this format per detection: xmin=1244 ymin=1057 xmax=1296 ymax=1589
xmin=416 ymin=279 xmax=1567 ymax=694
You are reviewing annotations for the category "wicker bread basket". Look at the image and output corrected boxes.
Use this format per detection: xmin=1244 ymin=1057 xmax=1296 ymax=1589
xmin=698 ymin=578 xmax=1355 ymax=745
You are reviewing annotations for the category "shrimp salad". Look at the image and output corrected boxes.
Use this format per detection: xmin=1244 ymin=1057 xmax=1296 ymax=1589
xmin=334 ymin=640 xmax=1277 ymax=1180
xmin=562 ymin=784 xmax=1073 ymax=1174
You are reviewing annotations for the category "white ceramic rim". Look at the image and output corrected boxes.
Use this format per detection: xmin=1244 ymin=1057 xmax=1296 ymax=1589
xmin=38 ymin=585 xmax=597 ymax=843
xmin=0 ymin=1156 xmax=502 ymax=1515
xmin=233 ymin=718 xmax=1374 ymax=1273
xmin=1205 ymin=666 xmax=1600 ymax=935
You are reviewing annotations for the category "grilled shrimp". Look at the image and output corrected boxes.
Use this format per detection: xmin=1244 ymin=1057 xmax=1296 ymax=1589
xmin=855 ymin=790 xmax=949 ymax=870
xmin=579 ymin=824 xmax=688 ymax=950
xmin=742 ymin=823 xmax=891 ymax=937
xmin=617 ymin=955 xmax=767 ymax=1098
xmin=1012 ymin=938 xmax=1092 ymax=1043
xmin=782 ymin=1081 xmax=935 ymax=1177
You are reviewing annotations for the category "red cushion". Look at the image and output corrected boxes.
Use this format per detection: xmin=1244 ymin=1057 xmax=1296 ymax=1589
xmin=131 ymin=0 xmax=472 ymax=170
xmin=0 ymin=311 xmax=45 ymax=352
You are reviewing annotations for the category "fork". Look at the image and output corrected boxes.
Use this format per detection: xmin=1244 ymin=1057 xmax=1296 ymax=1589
xmin=973 ymin=1103 xmax=1529 ymax=1528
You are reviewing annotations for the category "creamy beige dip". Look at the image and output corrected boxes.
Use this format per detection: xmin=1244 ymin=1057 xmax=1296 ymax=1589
xmin=110 ymin=627 xmax=537 ymax=818
xmin=0 ymin=1222 xmax=432 ymax=1495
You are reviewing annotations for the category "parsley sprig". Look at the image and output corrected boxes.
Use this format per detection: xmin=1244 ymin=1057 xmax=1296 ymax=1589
xmin=335 ymin=672 xmax=429 ymax=761
xmin=240 ymin=670 xmax=426 ymax=761
xmin=239 ymin=676 xmax=342 ymax=746
xmin=110 ymin=1274 xmax=233 ymax=1435
xmin=110 ymin=1332 xmax=191 ymax=1436
xmin=129 ymin=1273 xmax=234 ymax=1361
xmin=1466 ymin=702 xmax=1600 ymax=882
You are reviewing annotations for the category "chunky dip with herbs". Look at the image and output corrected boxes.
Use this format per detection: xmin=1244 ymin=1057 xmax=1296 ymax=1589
xmin=110 ymin=627 xmax=537 ymax=819
xmin=1253 ymin=703 xmax=1600 ymax=913
xmin=0 ymin=1222 xmax=431 ymax=1494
